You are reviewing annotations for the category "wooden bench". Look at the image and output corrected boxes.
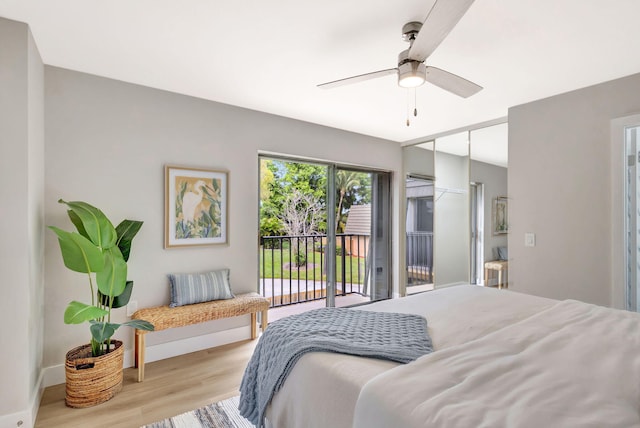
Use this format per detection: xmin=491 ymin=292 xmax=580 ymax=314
xmin=132 ymin=292 xmax=270 ymax=382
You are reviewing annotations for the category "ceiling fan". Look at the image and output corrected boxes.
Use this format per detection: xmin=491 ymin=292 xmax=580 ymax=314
xmin=317 ymin=0 xmax=482 ymax=99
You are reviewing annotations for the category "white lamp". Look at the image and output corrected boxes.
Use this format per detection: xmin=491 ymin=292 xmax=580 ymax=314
xmin=397 ymin=58 xmax=426 ymax=88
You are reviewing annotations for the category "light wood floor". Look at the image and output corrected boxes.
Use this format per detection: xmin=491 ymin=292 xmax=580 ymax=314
xmin=35 ymin=339 xmax=258 ymax=428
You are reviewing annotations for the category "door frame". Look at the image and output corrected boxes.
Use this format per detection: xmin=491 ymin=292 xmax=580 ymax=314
xmin=611 ymin=114 xmax=640 ymax=310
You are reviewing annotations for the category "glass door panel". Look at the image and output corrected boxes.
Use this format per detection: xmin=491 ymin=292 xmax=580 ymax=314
xmin=259 ymin=157 xmax=392 ymax=317
xmin=335 ymin=167 xmax=391 ymax=305
xmin=368 ymin=170 xmax=392 ymax=301
xmin=259 ymin=157 xmax=330 ymax=310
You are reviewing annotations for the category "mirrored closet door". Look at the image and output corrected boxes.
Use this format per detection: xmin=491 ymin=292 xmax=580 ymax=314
xmin=403 ymin=121 xmax=508 ymax=292
xmin=433 ymin=132 xmax=470 ymax=288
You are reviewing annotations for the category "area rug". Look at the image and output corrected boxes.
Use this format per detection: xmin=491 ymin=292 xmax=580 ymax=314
xmin=142 ymin=395 xmax=254 ymax=428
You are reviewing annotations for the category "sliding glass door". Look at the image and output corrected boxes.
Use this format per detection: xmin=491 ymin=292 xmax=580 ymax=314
xmin=258 ymin=156 xmax=391 ymax=313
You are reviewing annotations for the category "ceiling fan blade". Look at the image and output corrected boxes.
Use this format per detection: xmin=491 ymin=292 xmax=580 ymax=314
xmin=425 ymin=66 xmax=482 ymax=98
xmin=317 ymin=68 xmax=398 ymax=89
xmin=408 ymin=0 xmax=476 ymax=62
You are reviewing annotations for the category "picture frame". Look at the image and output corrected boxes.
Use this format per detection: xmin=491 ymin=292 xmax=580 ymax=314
xmin=165 ymin=165 xmax=228 ymax=248
xmin=493 ymin=196 xmax=508 ymax=235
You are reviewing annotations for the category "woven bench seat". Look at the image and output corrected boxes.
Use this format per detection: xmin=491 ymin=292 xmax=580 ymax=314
xmin=132 ymin=292 xmax=269 ymax=382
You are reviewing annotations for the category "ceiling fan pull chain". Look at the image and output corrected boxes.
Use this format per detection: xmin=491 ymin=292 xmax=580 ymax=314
xmin=406 ymin=89 xmax=411 ymax=126
xmin=406 ymin=89 xmax=418 ymax=126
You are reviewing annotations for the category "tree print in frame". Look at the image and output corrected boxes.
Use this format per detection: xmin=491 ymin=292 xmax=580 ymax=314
xmin=492 ymin=196 xmax=508 ymax=235
xmin=165 ymin=165 xmax=228 ymax=247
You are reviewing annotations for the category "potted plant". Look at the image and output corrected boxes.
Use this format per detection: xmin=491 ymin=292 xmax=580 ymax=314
xmin=49 ymin=199 xmax=154 ymax=408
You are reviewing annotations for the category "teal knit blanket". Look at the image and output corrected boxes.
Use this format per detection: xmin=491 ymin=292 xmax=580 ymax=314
xmin=238 ymin=307 xmax=432 ymax=427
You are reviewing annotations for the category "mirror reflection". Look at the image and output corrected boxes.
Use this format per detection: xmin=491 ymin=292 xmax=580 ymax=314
xmin=434 ymin=132 xmax=470 ymax=288
xmin=403 ymin=122 xmax=508 ymax=294
xmin=403 ymin=142 xmax=434 ymax=294
xmin=470 ymin=123 xmax=508 ymax=287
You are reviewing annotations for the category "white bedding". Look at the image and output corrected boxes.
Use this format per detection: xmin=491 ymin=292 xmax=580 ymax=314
xmin=353 ymin=299 xmax=640 ymax=428
xmin=265 ymin=285 xmax=555 ymax=428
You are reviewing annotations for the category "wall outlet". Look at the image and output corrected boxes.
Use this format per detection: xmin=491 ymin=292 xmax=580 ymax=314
xmin=525 ymin=232 xmax=536 ymax=247
xmin=126 ymin=300 xmax=138 ymax=317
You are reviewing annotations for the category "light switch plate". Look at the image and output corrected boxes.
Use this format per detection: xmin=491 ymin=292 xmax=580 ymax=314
xmin=525 ymin=232 xmax=536 ymax=247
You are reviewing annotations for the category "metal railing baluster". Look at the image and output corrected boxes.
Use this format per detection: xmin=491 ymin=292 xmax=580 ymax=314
xmin=260 ymin=233 xmax=377 ymax=307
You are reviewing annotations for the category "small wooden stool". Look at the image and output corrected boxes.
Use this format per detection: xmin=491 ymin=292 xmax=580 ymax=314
xmin=484 ymin=260 xmax=508 ymax=289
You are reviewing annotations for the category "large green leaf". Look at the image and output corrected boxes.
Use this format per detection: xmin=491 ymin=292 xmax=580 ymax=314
xmin=89 ymin=321 xmax=119 ymax=344
xmin=96 ymin=246 xmax=127 ymax=298
xmin=67 ymin=209 xmax=89 ymax=241
xmin=122 ymin=319 xmax=155 ymax=331
xmin=64 ymin=301 xmax=108 ymax=324
xmin=99 ymin=280 xmax=133 ymax=308
xmin=48 ymin=226 xmax=105 ymax=273
xmin=115 ymin=220 xmax=143 ymax=262
xmin=58 ymin=200 xmax=117 ymax=250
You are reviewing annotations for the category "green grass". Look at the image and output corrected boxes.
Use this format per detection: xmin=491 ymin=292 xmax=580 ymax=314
xmin=259 ymin=246 xmax=366 ymax=284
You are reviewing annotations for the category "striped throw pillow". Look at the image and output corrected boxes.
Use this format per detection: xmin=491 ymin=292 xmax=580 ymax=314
xmin=168 ymin=269 xmax=234 ymax=307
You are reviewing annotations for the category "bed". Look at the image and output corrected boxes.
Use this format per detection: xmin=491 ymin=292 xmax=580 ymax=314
xmin=247 ymin=285 xmax=640 ymax=427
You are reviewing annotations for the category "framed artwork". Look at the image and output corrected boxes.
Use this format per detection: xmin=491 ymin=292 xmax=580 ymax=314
xmin=493 ymin=196 xmax=508 ymax=235
xmin=165 ymin=165 xmax=228 ymax=248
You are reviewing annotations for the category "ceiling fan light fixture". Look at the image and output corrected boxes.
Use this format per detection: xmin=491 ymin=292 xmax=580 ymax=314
xmin=398 ymin=61 xmax=426 ymax=88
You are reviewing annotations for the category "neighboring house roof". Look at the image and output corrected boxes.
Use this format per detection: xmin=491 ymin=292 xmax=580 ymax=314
xmin=344 ymin=205 xmax=371 ymax=235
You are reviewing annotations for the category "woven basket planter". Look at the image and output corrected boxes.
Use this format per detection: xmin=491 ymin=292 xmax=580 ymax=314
xmin=64 ymin=340 xmax=124 ymax=408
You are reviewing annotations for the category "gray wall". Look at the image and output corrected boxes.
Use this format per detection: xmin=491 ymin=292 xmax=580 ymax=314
xmin=509 ymin=72 xmax=640 ymax=306
xmin=44 ymin=67 xmax=403 ymax=368
xmin=0 ymin=17 xmax=45 ymax=427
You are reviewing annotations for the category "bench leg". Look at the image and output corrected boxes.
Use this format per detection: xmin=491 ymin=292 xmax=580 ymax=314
xmin=251 ymin=312 xmax=257 ymax=339
xmin=134 ymin=329 xmax=139 ymax=368
xmin=249 ymin=309 xmax=269 ymax=340
xmin=135 ymin=331 xmax=145 ymax=382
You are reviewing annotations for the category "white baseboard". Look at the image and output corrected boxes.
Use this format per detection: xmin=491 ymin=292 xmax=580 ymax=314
xmin=0 ymin=370 xmax=44 ymax=428
xmin=42 ymin=362 xmax=65 ymax=389
xmin=41 ymin=325 xmax=252 ymax=389
xmin=0 ymin=409 xmax=32 ymax=428
xmin=140 ymin=325 xmax=251 ymax=367
xmin=438 ymin=281 xmax=469 ymax=288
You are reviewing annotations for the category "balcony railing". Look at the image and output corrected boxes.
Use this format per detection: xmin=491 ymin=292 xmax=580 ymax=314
xmin=406 ymin=231 xmax=433 ymax=284
xmin=260 ymin=234 xmax=369 ymax=307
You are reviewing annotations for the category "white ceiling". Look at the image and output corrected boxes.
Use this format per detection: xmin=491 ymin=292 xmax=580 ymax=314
xmin=2 ymin=0 xmax=640 ymax=147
